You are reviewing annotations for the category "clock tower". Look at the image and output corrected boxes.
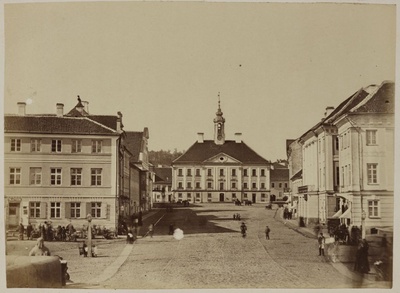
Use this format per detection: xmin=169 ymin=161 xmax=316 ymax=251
xmin=213 ymin=93 xmax=225 ymax=145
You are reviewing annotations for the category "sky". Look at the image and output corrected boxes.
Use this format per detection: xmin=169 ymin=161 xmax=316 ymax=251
xmin=2 ymin=1 xmax=396 ymax=161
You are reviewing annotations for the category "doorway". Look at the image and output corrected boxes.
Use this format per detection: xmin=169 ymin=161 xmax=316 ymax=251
xmin=8 ymin=202 xmax=20 ymax=227
xmin=252 ymin=194 xmax=256 ymax=203
xmin=219 ymin=193 xmax=224 ymax=202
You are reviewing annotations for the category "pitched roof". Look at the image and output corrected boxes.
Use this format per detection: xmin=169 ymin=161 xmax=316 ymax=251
xmin=270 ymin=168 xmax=289 ymax=181
xmin=173 ymin=140 xmax=270 ymax=165
xmin=351 ymin=81 xmax=394 ymax=114
xmin=290 ymin=169 xmax=303 ymax=181
xmin=154 ymin=167 xmax=172 ymax=184
xmin=124 ymin=131 xmax=144 ymax=161
xmin=4 ymin=115 xmax=117 ymax=135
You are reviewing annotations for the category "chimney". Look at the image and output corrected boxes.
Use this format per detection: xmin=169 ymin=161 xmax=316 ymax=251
xmin=197 ymin=133 xmax=204 ymax=143
xmin=117 ymin=111 xmax=123 ymax=133
xmin=234 ymin=133 xmax=242 ymax=143
xmin=17 ymin=102 xmax=26 ymax=116
xmin=56 ymin=103 xmax=64 ymax=117
xmin=324 ymin=106 xmax=334 ymax=118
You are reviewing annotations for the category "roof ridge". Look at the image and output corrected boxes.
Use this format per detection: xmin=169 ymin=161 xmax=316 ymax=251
xmin=348 ymin=84 xmax=381 ymax=113
xmin=83 ymin=117 xmax=117 ymax=133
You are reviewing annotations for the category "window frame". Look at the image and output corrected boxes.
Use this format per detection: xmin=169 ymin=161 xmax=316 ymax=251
xmin=50 ymin=202 xmax=61 ymax=218
xmin=366 ymin=130 xmax=377 ymax=146
xmin=72 ymin=139 xmax=82 ymax=153
xmin=29 ymin=202 xmax=41 ymax=218
xmin=91 ymin=168 xmax=102 ymax=186
xmin=30 ymin=167 xmax=42 ymax=185
xmin=70 ymin=202 xmax=81 ymax=218
xmin=10 ymin=138 xmax=21 ymax=152
xmin=368 ymin=200 xmax=380 ymax=218
xmin=367 ymin=163 xmax=378 ymax=184
xmin=50 ymin=168 xmax=62 ymax=185
xmin=91 ymin=202 xmax=102 ymax=218
xmin=71 ymin=168 xmax=82 ymax=186
xmin=31 ymin=139 xmax=41 ymax=152
xmin=9 ymin=167 xmax=21 ymax=185
xmin=91 ymin=140 xmax=102 ymax=153
xmin=51 ymin=139 xmax=62 ymax=153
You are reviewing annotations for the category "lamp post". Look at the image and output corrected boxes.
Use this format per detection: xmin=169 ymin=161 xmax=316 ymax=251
xmin=361 ymin=210 xmax=366 ymax=239
xmin=87 ymin=214 xmax=93 ymax=258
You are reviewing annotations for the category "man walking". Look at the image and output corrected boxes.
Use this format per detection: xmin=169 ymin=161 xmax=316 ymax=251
xmin=265 ymin=225 xmax=271 ymax=240
xmin=318 ymin=232 xmax=325 ymax=256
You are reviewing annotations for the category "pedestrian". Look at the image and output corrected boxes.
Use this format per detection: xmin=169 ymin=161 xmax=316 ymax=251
xmin=360 ymin=239 xmax=370 ymax=273
xmin=265 ymin=225 xmax=271 ymax=240
xmin=29 ymin=237 xmax=51 ymax=256
xmin=148 ymin=223 xmax=154 ymax=238
xmin=318 ymin=232 xmax=325 ymax=256
xmin=41 ymin=223 xmax=46 ymax=241
xmin=18 ymin=223 xmax=25 ymax=240
xmin=169 ymin=223 xmax=174 ymax=235
xmin=26 ymin=222 xmax=33 ymax=240
xmin=240 ymin=222 xmax=247 ymax=238
xmin=233 ymin=214 xmax=236 ymax=220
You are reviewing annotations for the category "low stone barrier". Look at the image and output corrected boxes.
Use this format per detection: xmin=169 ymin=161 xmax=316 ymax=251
xmin=6 ymin=255 xmax=62 ymax=288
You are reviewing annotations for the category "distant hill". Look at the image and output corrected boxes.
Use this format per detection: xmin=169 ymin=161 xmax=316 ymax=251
xmin=149 ymin=149 xmax=184 ymax=167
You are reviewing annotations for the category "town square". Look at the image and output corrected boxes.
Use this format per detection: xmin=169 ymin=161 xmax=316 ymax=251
xmin=2 ymin=0 xmax=397 ymax=291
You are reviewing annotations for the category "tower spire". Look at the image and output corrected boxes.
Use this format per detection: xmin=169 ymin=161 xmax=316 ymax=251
xmin=214 ymin=92 xmax=225 ymax=145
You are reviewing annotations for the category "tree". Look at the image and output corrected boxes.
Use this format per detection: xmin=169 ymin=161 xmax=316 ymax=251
xmin=149 ymin=149 xmax=184 ymax=166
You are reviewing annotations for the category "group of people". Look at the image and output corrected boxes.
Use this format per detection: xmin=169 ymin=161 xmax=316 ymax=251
xmin=283 ymin=207 xmax=293 ymax=220
xmin=233 ymin=213 xmax=242 ymax=221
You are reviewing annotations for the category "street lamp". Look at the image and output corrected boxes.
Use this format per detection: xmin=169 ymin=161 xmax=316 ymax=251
xmin=87 ymin=214 xmax=93 ymax=258
xmin=361 ymin=210 xmax=366 ymax=239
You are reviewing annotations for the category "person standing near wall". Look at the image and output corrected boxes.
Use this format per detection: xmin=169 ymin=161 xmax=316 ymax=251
xmin=318 ymin=232 xmax=325 ymax=256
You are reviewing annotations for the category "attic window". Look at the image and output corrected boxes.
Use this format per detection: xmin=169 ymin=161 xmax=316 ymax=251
xmin=219 ymin=156 xmax=226 ymax=162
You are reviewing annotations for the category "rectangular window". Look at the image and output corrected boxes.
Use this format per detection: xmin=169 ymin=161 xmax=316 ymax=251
xmin=178 ymin=182 xmax=183 ymax=188
xmin=243 ymin=169 xmax=248 ymax=177
xmin=187 ymin=169 xmax=192 ymax=176
xmin=284 ymin=183 xmax=288 ymax=188
xmin=232 ymin=182 xmax=236 ymax=189
xmin=71 ymin=202 xmax=81 ymax=218
xmin=219 ymin=169 xmax=224 ymax=176
xmin=71 ymin=168 xmax=82 ymax=186
xmin=195 ymin=169 xmax=201 ymax=176
xmin=196 ymin=193 xmax=200 ymax=199
xmin=187 ymin=193 xmax=191 ymax=198
xmin=244 ymin=182 xmax=248 ymax=189
xmin=51 ymin=139 xmax=62 ymax=153
xmin=29 ymin=202 xmax=40 ymax=218
xmin=219 ymin=182 xmax=224 ymax=190
xmin=11 ymin=138 xmax=21 ymax=152
xmin=207 ymin=182 xmax=212 ymax=189
xmin=31 ymin=139 xmax=41 ymax=152
xmin=72 ymin=140 xmax=82 ymax=153
xmin=232 ymin=193 xmax=236 ymax=198
xmin=271 ymin=182 xmax=275 ymax=188
xmin=9 ymin=168 xmax=21 ymax=185
xmin=232 ymin=169 xmax=236 ymax=176
xmin=368 ymin=200 xmax=380 ymax=218
xmin=366 ymin=130 xmax=377 ymax=145
xmin=91 ymin=168 xmax=102 ymax=186
xmin=30 ymin=167 xmax=42 ymax=185
xmin=178 ymin=169 xmax=183 ymax=176
xmin=261 ymin=194 xmax=266 ymax=202
xmin=50 ymin=168 xmax=62 ymax=185
xmin=252 ymin=182 xmax=257 ymax=189
xmin=279 ymin=183 xmax=282 ymax=188
xmin=367 ymin=163 xmax=378 ymax=184
xmin=195 ymin=182 xmax=201 ymax=188
xmin=261 ymin=169 xmax=265 ymax=176
xmin=91 ymin=202 xmax=101 ymax=218
xmin=244 ymin=193 xmax=248 ymax=198
xmin=207 ymin=169 xmax=212 ymax=176
xmin=50 ymin=202 xmax=61 ymax=218
xmin=335 ymin=136 xmax=339 ymax=151
xmin=207 ymin=193 xmax=212 ymax=202
xmin=252 ymin=169 xmax=257 ymax=176
xmin=187 ymin=182 xmax=192 ymax=188
xmin=92 ymin=140 xmax=102 ymax=153
xmin=261 ymin=182 xmax=265 ymax=189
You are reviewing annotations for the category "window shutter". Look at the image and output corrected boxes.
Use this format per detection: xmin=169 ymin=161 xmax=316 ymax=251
xmin=64 ymin=202 xmax=71 ymax=219
xmin=40 ymin=202 xmax=47 ymax=219
xmin=101 ymin=203 xmax=108 ymax=219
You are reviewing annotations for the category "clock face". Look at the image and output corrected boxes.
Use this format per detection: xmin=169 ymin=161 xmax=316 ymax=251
xmin=217 ymin=135 xmax=222 ymax=140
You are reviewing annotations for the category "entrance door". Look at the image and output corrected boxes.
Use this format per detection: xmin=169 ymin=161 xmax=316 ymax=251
xmin=8 ymin=203 xmax=20 ymax=227
xmin=252 ymin=194 xmax=256 ymax=203
xmin=219 ymin=193 xmax=224 ymax=202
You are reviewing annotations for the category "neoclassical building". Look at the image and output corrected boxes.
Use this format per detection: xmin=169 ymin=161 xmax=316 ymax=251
xmin=172 ymin=101 xmax=271 ymax=203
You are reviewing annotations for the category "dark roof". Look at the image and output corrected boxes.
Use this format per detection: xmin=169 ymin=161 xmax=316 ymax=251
xmin=352 ymin=82 xmax=394 ymax=114
xmin=173 ymin=140 xmax=270 ymax=164
xmin=290 ymin=169 xmax=303 ymax=181
xmin=87 ymin=115 xmax=119 ymax=131
xmin=270 ymin=168 xmax=289 ymax=181
xmin=272 ymin=162 xmax=288 ymax=169
xmin=154 ymin=167 xmax=172 ymax=184
xmin=65 ymin=107 xmax=89 ymax=117
xmin=4 ymin=116 xmax=117 ymax=135
xmin=124 ymin=131 xmax=144 ymax=161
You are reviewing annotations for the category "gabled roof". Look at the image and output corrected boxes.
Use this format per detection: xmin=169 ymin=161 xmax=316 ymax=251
xmin=173 ymin=140 xmax=270 ymax=165
xmin=154 ymin=167 xmax=172 ymax=184
xmin=351 ymin=81 xmax=394 ymax=114
xmin=4 ymin=115 xmax=117 ymax=135
xmin=290 ymin=169 xmax=303 ymax=181
xmin=270 ymin=168 xmax=289 ymax=181
xmin=124 ymin=131 xmax=144 ymax=162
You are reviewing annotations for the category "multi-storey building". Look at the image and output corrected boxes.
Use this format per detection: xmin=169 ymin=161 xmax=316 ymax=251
xmin=287 ymin=139 xmax=303 ymax=218
xmin=172 ymin=100 xmax=271 ymax=203
xmin=152 ymin=166 xmax=173 ymax=203
xmin=296 ymin=81 xmax=394 ymax=235
xmin=270 ymin=161 xmax=289 ymax=201
xmin=4 ymin=98 xmax=151 ymax=231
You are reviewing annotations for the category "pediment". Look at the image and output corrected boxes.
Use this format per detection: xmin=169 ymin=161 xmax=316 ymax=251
xmin=204 ymin=152 xmax=241 ymax=164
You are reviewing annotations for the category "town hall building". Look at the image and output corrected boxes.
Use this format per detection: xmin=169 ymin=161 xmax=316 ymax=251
xmin=172 ymin=100 xmax=271 ymax=203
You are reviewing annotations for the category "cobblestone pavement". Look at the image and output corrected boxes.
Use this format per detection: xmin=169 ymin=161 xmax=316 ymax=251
xmin=6 ymin=204 xmax=390 ymax=289
xmin=99 ymin=204 xmax=371 ymax=289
